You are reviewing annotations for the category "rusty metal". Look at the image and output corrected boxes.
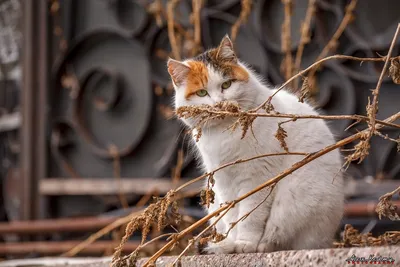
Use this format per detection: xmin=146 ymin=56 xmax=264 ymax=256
xmin=0 ymin=216 xmax=117 ymax=235
xmin=20 ymin=0 xmax=36 ymax=221
xmin=344 ymin=200 xmax=400 ymax=217
xmin=19 ymin=0 xmax=48 ymax=221
xmin=0 ymin=241 xmax=151 ymax=255
xmin=39 ymin=177 xmax=201 ymax=196
xmin=0 ymin=198 xmax=397 ymax=236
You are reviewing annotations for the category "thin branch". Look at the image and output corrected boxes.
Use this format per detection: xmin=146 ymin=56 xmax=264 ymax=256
xmin=366 ymin=24 xmax=400 ymax=145
xmin=170 ymin=202 xmax=235 ymax=266
xmin=174 ymin=152 xmax=309 ymax=193
xmin=231 ymin=0 xmax=253 ymax=42
xmin=253 ymin=54 xmax=400 ymax=112
xmin=281 ymin=0 xmax=294 ymax=82
xmin=167 ymin=0 xmax=181 ymax=60
xmin=177 ymin=105 xmax=400 ymax=130
xmin=293 ymin=0 xmax=316 ymax=89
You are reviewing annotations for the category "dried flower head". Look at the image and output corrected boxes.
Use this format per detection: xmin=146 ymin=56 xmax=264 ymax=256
xmin=176 ymin=101 xmax=257 ymax=140
xmin=344 ymin=132 xmax=370 ymax=166
xmin=376 ymin=195 xmax=400 ymax=221
xmin=112 ymin=190 xmax=180 ymax=267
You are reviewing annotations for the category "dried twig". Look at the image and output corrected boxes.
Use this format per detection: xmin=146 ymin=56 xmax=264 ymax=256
xmin=363 ymin=24 xmax=400 ymax=158
xmin=253 ymin=54 xmax=400 ymax=113
xmin=293 ymin=0 xmax=316 ymax=89
xmin=231 ymin=0 xmax=253 ymax=42
xmin=191 ymin=0 xmax=203 ymax=55
xmin=177 ymin=104 xmax=400 ymax=131
xmin=170 ymin=202 xmax=235 ymax=266
xmin=306 ymin=0 xmax=358 ymax=94
xmin=109 ymin=144 xmax=129 ymax=209
xmin=61 ymin=210 xmax=143 ymax=257
xmin=281 ymin=0 xmax=294 ymax=82
xmin=167 ymin=0 xmax=181 ymax=60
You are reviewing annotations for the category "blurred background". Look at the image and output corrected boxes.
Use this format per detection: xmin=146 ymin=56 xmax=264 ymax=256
xmin=0 ymin=0 xmax=399 ymax=260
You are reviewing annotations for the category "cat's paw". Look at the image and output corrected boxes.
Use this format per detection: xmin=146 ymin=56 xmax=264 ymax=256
xmin=203 ymin=238 xmax=236 ymax=254
xmin=256 ymin=242 xmax=275 ymax=253
xmin=234 ymin=240 xmax=257 ymax=253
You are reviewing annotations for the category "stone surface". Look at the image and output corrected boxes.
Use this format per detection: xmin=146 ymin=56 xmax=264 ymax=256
xmin=0 ymin=246 xmax=399 ymax=267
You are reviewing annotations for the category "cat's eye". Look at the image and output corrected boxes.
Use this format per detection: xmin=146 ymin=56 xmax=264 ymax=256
xmin=221 ymin=80 xmax=232 ymax=90
xmin=196 ymin=89 xmax=208 ymax=97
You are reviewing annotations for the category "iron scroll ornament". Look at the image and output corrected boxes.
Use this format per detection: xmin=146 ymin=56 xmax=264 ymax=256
xmin=51 ymin=29 xmax=181 ymax=179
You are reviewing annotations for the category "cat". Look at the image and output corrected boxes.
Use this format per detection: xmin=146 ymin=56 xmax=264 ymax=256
xmin=167 ymin=34 xmax=344 ymax=254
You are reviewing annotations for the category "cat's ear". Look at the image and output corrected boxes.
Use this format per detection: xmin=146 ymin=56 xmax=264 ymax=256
xmin=216 ymin=34 xmax=237 ymax=63
xmin=167 ymin=58 xmax=190 ymax=87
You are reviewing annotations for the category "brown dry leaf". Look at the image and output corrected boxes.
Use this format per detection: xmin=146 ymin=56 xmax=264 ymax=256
xmin=275 ymin=124 xmax=289 ymax=152
xmin=388 ymin=58 xmax=400 ymax=84
xmin=299 ymin=77 xmax=310 ymax=103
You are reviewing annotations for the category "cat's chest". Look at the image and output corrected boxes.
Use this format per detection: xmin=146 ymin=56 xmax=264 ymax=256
xmin=195 ymin=131 xmax=254 ymax=170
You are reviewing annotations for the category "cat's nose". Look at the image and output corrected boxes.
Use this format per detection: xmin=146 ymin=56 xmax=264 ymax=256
xmin=213 ymin=95 xmax=225 ymax=103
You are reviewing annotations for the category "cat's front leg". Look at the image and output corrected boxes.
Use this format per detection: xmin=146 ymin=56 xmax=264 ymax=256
xmin=233 ymin=186 xmax=273 ymax=253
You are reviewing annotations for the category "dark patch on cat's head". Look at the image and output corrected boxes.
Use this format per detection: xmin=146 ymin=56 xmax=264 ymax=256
xmin=192 ymin=34 xmax=249 ymax=82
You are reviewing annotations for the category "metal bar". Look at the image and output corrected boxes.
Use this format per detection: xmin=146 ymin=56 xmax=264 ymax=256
xmin=36 ymin=0 xmax=49 ymax=220
xmin=0 ymin=216 xmax=117 ymax=235
xmin=1 ymin=199 xmax=399 ymax=235
xmin=0 ymin=112 xmax=21 ymax=132
xmin=20 ymin=0 xmax=48 ymax=220
xmin=20 ymin=0 xmax=36 ymax=221
xmin=344 ymin=200 xmax=400 ymax=217
xmin=40 ymin=178 xmax=202 ymax=195
xmin=0 ymin=241 xmax=152 ymax=255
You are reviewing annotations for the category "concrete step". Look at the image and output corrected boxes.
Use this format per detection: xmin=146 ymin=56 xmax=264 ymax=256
xmin=0 ymin=246 xmax=399 ymax=267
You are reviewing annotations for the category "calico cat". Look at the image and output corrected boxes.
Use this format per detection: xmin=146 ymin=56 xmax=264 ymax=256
xmin=167 ymin=35 xmax=344 ymax=254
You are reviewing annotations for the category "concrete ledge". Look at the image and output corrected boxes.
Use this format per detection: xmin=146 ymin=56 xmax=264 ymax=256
xmin=0 ymin=246 xmax=399 ymax=267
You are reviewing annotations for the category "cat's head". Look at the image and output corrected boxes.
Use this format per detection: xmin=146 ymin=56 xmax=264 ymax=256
xmin=167 ymin=35 xmax=258 ymax=128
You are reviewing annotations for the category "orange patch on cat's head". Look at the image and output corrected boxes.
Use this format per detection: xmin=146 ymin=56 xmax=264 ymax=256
xmin=184 ymin=61 xmax=209 ymax=99
xmin=230 ymin=64 xmax=249 ymax=82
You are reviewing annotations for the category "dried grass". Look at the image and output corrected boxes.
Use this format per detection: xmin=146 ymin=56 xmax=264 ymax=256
xmin=335 ymin=224 xmax=400 ymax=248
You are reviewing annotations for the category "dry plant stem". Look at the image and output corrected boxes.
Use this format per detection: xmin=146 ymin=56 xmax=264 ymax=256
xmin=192 ymin=0 xmax=202 ymax=54
xmin=293 ymin=0 xmax=316 ymax=89
xmin=170 ymin=202 xmax=235 ymax=266
xmin=167 ymin=0 xmax=181 ymax=60
xmin=142 ymin=112 xmax=400 ymax=266
xmin=366 ymin=24 xmax=400 ymax=145
xmin=61 ymin=210 xmax=143 ymax=257
xmin=121 ymin=233 xmax=175 ymax=262
xmin=253 ymin=54 xmax=400 ymax=112
xmin=306 ymin=0 xmax=358 ymax=86
xmin=64 ymin=190 xmax=159 ymax=257
xmin=281 ymin=0 xmax=293 ymax=81
xmin=231 ymin=0 xmax=253 ymax=42
xmin=180 ymin=106 xmax=400 ymax=130
xmin=109 ymin=144 xmax=129 ymax=209
xmin=174 ymin=152 xmax=309 ymax=193
xmin=380 ymin=185 xmax=400 ymax=201
xmin=314 ymin=0 xmax=357 ymax=63
xmin=225 ymin=185 xmax=275 ymax=237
